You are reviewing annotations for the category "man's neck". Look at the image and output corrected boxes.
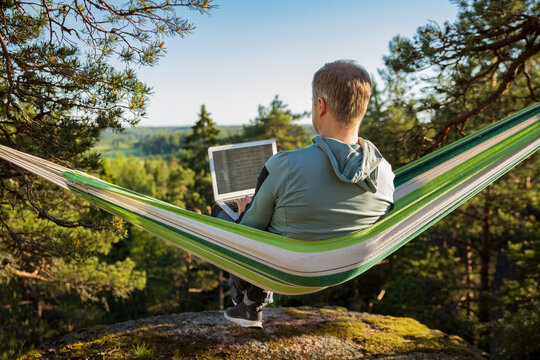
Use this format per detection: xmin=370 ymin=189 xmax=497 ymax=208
xmin=317 ymin=123 xmax=360 ymax=145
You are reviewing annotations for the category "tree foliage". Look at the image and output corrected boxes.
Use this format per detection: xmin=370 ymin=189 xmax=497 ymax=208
xmin=242 ymin=95 xmax=311 ymax=151
xmin=0 ymin=0 xmax=215 ymax=278
xmin=368 ymin=1 xmax=539 ymax=356
xmin=0 ymin=1 xmax=214 ymax=355
xmin=360 ymin=80 xmax=420 ymax=167
xmin=100 ymin=156 xmax=219 ymax=318
xmin=383 ymin=0 xmax=539 ymax=155
xmin=184 ymin=105 xmax=220 ymax=174
xmin=136 ymin=131 xmax=186 ymax=156
xmin=182 ymin=104 xmax=220 ymax=213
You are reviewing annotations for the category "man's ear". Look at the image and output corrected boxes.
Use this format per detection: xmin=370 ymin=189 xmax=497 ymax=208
xmin=317 ymin=97 xmax=327 ymax=117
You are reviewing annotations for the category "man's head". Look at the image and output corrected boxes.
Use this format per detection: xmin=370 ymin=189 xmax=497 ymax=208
xmin=312 ymin=60 xmax=371 ymax=129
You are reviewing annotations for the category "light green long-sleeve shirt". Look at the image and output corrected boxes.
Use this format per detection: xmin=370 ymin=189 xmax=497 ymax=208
xmin=240 ymin=136 xmax=395 ymax=240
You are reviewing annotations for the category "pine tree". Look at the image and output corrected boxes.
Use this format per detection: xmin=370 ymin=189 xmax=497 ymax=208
xmin=371 ymin=0 xmax=539 ymax=354
xmin=242 ymin=96 xmax=311 ymax=151
xmin=0 ymin=1 xmax=215 ymax=354
xmin=184 ymin=105 xmax=220 ymax=176
xmin=383 ymin=0 xmax=539 ymax=155
xmin=183 ymin=105 xmax=220 ymax=213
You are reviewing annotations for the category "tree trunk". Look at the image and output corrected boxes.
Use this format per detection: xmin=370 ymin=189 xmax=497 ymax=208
xmin=34 ymin=283 xmax=43 ymax=344
xmin=186 ymin=252 xmax=192 ymax=312
xmin=465 ymin=239 xmax=474 ymax=318
xmin=478 ymin=187 xmax=493 ymax=324
xmin=489 ymin=249 xmax=518 ymax=358
xmin=218 ymin=270 xmax=225 ymax=310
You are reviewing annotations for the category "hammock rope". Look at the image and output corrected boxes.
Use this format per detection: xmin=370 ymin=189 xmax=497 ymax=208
xmin=0 ymin=103 xmax=538 ymax=294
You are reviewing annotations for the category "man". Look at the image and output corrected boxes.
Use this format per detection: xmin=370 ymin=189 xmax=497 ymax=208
xmin=224 ymin=60 xmax=395 ymax=329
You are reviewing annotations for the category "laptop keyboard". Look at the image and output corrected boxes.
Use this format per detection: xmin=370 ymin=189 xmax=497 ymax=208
xmin=224 ymin=199 xmax=239 ymax=213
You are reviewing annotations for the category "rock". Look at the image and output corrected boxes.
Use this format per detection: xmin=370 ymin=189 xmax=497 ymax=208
xmin=20 ymin=306 xmax=486 ymax=359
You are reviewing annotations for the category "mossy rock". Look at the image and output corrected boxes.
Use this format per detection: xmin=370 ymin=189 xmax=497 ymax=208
xmin=19 ymin=307 xmax=486 ymax=359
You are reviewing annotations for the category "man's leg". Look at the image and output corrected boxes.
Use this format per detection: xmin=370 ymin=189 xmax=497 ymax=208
xmin=225 ymin=274 xmax=273 ymax=329
xmin=211 ymin=205 xmax=273 ymax=328
xmin=228 ymin=275 xmax=246 ymax=306
xmin=228 ymin=275 xmax=273 ymax=305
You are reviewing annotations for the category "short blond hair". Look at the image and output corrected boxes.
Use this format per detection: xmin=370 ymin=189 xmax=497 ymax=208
xmin=312 ymin=60 xmax=371 ymax=127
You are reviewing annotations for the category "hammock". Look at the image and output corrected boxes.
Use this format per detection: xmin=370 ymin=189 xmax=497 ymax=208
xmin=0 ymin=104 xmax=538 ymax=295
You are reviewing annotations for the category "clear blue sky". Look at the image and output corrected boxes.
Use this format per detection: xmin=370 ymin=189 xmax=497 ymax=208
xmin=137 ymin=0 xmax=458 ymax=127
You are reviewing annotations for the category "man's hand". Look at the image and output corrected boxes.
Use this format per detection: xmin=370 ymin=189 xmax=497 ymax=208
xmin=235 ymin=195 xmax=252 ymax=214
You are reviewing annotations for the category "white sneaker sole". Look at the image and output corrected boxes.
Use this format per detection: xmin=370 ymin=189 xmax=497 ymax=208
xmin=224 ymin=312 xmax=263 ymax=329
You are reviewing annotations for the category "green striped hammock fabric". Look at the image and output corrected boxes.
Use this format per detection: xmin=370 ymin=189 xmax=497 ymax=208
xmin=0 ymin=103 xmax=538 ymax=295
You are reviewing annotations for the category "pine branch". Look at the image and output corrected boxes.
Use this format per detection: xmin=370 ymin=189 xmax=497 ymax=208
xmin=425 ymin=41 xmax=540 ymax=154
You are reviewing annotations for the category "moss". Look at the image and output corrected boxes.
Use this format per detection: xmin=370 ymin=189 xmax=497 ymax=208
xmin=353 ymin=314 xmax=480 ymax=356
xmin=363 ymin=314 xmax=433 ymax=337
xmin=322 ymin=318 xmax=366 ymax=338
xmin=282 ymin=307 xmax=312 ymax=319
xmin=284 ymin=306 xmax=348 ymax=319
xmin=319 ymin=306 xmax=348 ymax=314
xmin=20 ymin=329 xmax=164 ymax=360
xmin=55 ymin=334 xmax=126 ymax=359
xmin=279 ymin=309 xmax=479 ymax=357
xmin=18 ymin=350 xmax=43 ymax=360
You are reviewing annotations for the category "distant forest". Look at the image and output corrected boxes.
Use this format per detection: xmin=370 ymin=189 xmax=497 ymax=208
xmin=94 ymin=124 xmax=312 ymax=159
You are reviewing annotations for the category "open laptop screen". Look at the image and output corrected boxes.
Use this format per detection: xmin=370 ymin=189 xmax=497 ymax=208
xmin=212 ymin=143 xmax=275 ymax=194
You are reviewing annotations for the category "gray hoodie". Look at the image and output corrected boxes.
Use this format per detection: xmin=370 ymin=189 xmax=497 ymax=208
xmin=240 ymin=136 xmax=395 ymax=240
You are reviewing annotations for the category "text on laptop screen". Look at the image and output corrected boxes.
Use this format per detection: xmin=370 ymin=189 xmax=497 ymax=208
xmin=213 ymin=144 xmax=275 ymax=194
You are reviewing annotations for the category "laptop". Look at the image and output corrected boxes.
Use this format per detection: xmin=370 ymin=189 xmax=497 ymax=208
xmin=208 ymin=139 xmax=277 ymax=220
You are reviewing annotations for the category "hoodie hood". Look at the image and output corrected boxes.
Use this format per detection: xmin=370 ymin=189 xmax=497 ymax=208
xmin=313 ymin=136 xmax=383 ymax=193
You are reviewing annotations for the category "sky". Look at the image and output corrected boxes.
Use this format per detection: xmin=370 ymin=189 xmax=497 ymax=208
xmin=136 ymin=0 xmax=459 ymax=127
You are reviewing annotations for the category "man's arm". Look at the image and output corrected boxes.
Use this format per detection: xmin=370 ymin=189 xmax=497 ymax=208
xmin=237 ymin=152 xmax=289 ymax=230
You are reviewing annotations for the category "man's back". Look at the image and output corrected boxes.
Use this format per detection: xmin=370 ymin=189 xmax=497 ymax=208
xmin=240 ymin=136 xmax=394 ymax=240
xmin=224 ymin=60 xmax=395 ymax=329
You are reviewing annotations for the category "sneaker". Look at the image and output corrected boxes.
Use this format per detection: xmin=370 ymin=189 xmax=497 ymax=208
xmin=224 ymin=302 xmax=263 ymax=329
